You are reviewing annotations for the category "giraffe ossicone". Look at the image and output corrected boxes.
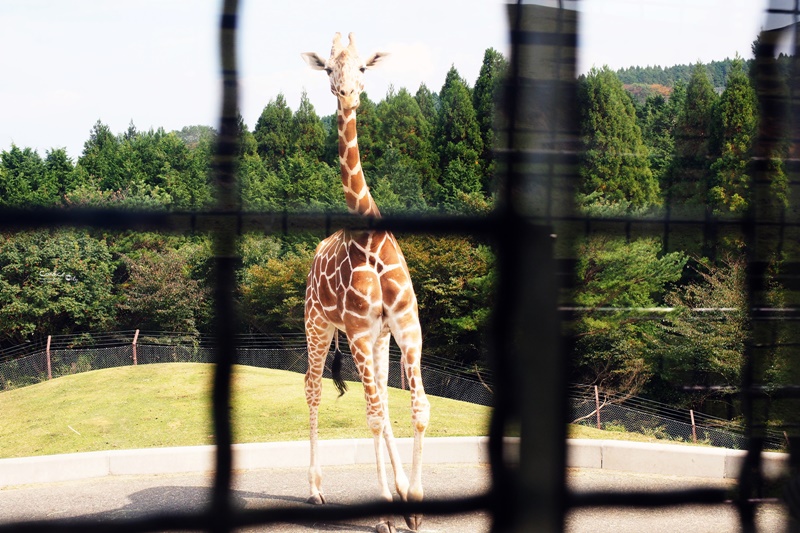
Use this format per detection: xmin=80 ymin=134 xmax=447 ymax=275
xmin=301 ymin=33 xmax=430 ymax=533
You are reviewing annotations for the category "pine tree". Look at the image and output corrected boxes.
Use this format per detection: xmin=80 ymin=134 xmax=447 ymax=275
xmin=578 ymin=67 xmax=659 ymax=211
xmin=375 ymin=87 xmax=436 ymax=203
xmin=415 ymin=83 xmax=439 ymax=126
xmin=708 ymin=57 xmax=758 ymax=214
xmin=473 ymin=48 xmax=508 ymax=191
xmin=436 ymin=66 xmax=484 ymax=209
xmin=670 ymin=63 xmax=717 ymax=209
xmin=254 ymin=93 xmax=293 ymax=171
xmin=291 ymin=91 xmax=326 ymax=161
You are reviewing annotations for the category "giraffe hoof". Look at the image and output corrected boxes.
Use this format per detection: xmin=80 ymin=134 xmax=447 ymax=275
xmin=404 ymin=513 xmax=423 ymax=531
xmin=306 ymin=493 xmax=326 ymax=505
xmin=376 ymin=520 xmax=397 ymax=533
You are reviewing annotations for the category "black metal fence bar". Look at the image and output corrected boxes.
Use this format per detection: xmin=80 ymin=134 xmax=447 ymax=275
xmin=3 ymin=1 xmax=800 ymax=532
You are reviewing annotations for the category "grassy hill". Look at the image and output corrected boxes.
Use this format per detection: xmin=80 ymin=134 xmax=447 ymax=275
xmin=0 ymin=363 xmax=491 ymax=459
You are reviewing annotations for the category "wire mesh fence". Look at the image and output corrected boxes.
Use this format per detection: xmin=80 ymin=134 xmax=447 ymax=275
xmin=568 ymin=385 xmax=786 ymax=451
xmin=0 ymin=331 xmax=495 ymax=408
xmin=5 ymin=331 xmax=778 ymax=451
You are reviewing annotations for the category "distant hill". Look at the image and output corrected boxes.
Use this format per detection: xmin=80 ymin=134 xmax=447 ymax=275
xmin=616 ymin=58 xmax=740 ymax=90
xmin=616 ymin=58 xmax=751 ymax=105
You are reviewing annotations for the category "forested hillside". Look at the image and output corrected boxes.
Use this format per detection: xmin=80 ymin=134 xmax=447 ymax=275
xmin=2 ymin=47 xmax=796 ymax=412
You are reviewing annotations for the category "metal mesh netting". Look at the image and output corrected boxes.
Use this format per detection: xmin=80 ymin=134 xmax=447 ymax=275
xmin=0 ymin=334 xmax=494 ymax=408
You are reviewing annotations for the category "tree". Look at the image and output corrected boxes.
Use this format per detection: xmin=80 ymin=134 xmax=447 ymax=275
xmin=670 ymin=63 xmax=718 ymax=208
xmin=401 ymin=235 xmax=494 ymax=366
xmin=239 ymin=243 xmax=315 ymax=334
xmin=656 ymin=255 xmax=747 ymax=406
xmin=370 ymin=145 xmax=427 ymax=212
xmin=291 ymin=91 xmax=326 ymax=161
xmin=415 ymin=83 xmax=439 ymax=125
xmin=375 ymin=87 xmax=436 ymax=205
xmin=571 ymin=236 xmax=687 ymax=396
xmin=117 ymin=245 xmax=211 ymax=333
xmin=254 ymin=93 xmax=293 ymax=171
xmin=637 ymin=85 xmax=682 ymax=188
xmin=578 ymin=67 xmax=660 ymax=211
xmin=473 ymin=48 xmax=508 ymax=191
xmin=352 ymin=91 xmax=381 ymax=175
xmin=0 ymin=145 xmax=42 ymax=206
xmin=278 ymin=154 xmax=340 ymax=211
xmin=708 ymin=57 xmax=758 ymax=214
xmin=0 ymin=230 xmax=116 ymax=345
xmin=435 ymin=67 xmax=484 ymax=210
xmin=78 ymin=120 xmax=124 ymax=191
xmin=44 ymin=148 xmax=77 ymax=200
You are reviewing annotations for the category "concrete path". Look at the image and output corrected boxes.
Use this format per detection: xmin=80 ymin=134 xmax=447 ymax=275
xmin=0 ymin=438 xmax=792 ymax=531
xmin=0 ymin=465 xmax=789 ymax=532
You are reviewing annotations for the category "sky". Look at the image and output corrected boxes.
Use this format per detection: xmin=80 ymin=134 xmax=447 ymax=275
xmin=0 ymin=0 xmax=786 ymax=161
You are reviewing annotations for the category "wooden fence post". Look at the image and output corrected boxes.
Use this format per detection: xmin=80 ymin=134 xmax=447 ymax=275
xmin=132 ymin=329 xmax=139 ymax=366
xmin=594 ymin=385 xmax=601 ymax=430
xmin=690 ymin=409 xmax=697 ymax=444
xmin=46 ymin=335 xmax=52 ymax=380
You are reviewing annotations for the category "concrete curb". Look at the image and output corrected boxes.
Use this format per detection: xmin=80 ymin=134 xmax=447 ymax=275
xmin=0 ymin=437 xmax=788 ymax=488
xmin=567 ymin=439 xmax=789 ymax=480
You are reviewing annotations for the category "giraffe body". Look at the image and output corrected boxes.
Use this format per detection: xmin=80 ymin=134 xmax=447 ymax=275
xmin=301 ymin=33 xmax=430 ymax=532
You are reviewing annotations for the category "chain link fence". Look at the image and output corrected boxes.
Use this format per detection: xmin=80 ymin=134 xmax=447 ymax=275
xmin=569 ymin=385 xmax=787 ymax=451
xmin=4 ymin=331 xmax=779 ymax=450
xmin=0 ymin=331 xmax=494 ymax=407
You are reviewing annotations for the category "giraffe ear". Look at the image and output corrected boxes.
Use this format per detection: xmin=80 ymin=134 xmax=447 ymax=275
xmin=301 ymin=52 xmax=328 ymax=71
xmin=364 ymin=52 xmax=389 ymax=69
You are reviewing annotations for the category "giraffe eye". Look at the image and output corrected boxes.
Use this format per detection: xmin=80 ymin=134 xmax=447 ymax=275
xmin=359 ymin=66 xmax=366 ymax=73
xmin=324 ymin=67 xmax=333 ymax=75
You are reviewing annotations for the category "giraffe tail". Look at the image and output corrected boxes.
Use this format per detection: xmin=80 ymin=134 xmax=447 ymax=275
xmin=331 ymin=347 xmax=348 ymax=397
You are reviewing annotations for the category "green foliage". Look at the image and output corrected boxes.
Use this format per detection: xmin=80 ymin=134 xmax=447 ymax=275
xmin=617 ymin=58 xmax=738 ymax=88
xmin=117 ymin=245 xmax=211 ymax=333
xmin=472 ymin=48 xmax=508 ymax=191
xmin=0 ymin=230 xmax=115 ymax=344
xmin=370 ymin=146 xmax=427 ymax=213
xmin=656 ymin=255 xmax=747 ymax=400
xmin=708 ymin=57 xmax=758 ymax=214
xmin=74 ymin=121 xmax=213 ymax=210
xmin=578 ymin=67 xmax=660 ymax=211
xmin=239 ymin=243 xmax=315 ymax=334
xmin=278 ymin=153 xmax=340 ymax=211
xmin=401 ymin=235 xmax=494 ymax=365
xmin=291 ymin=91 xmax=326 ymax=160
xmin=670 ymin=64 xmax=718 ymax=208
xmin=0 ymin=145 xmax=70 ymax=207
xmin=572 ymin=236 xmax=687 ymax=396
xmin=254 ymin=93 xmax=294 ymax=171
xmin=436 ymin=67 xmax=484 ymax=211
xmin=375 ymin=87 xmax=437 ymax=200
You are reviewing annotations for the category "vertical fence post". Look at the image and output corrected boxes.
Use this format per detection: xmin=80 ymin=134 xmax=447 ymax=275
xmin=46 ymin=335 xmax=52 ymax=380
xmin=690 ymin=409 xmax=697 ymax=444
xmin=594 ymin=385 xmax=601 ymax=430
xmin=132 ymin=329 xmax=139 ymax=366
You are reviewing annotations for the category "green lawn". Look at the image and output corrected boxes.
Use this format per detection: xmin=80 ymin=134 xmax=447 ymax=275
xmin=0 ymin=363 xmax=491 ymax=458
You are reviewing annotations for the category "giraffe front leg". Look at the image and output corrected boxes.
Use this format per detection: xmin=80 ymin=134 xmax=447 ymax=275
xmin=350 ymin=335 xmax=398 ymax=533
xmin=305 ymin=323 xmax=333 ymax=506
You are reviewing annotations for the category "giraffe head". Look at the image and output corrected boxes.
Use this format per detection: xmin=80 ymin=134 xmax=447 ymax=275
xmin=301 ymin=32 xmax=387 ymax=111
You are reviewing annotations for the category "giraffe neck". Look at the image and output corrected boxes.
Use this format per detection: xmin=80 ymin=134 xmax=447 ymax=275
xmin=338 ymin=106 xmax=381 ymax=217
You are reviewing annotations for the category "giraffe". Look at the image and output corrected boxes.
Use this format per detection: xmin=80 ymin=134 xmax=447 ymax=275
xmin=301 ymin=32 xmax=430 ymax=533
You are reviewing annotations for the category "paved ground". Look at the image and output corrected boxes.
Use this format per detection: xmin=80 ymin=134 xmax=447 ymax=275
xmin=0 ymin=464 xmax=790 ymax=532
